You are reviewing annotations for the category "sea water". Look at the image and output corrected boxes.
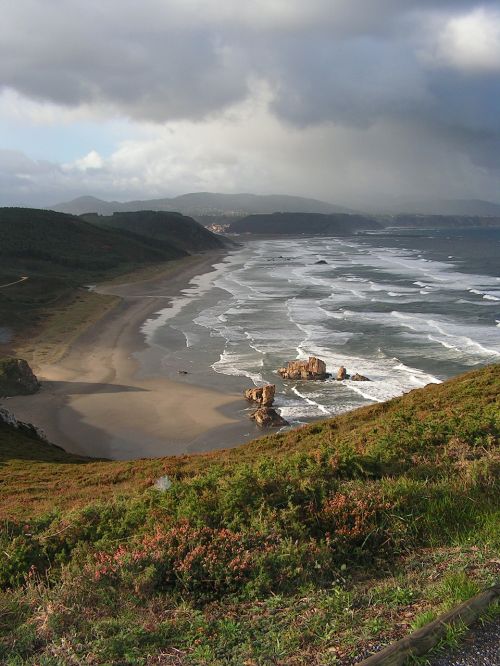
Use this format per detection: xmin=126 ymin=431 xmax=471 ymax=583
xmin=140 ymin=228 xmax=500 ymax=426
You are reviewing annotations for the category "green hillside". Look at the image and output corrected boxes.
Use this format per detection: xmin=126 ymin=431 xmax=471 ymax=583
xmin=1 ymin=364 xmax=498 ymax=664
xmin=82 ymin=210 xmax=226 ymax=253
xmin=0 ymin=207 xmax=183 ymax=274
xmin=0 ymin=208 xmax=223 ymax=361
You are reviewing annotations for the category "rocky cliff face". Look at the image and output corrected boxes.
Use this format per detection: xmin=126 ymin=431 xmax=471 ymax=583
xmin=0 ymin=405 xmax=47 ymax=441
xmin=277 ymin=357 xmax=328 ymax=380
xmin=0 ymin=358 xmax=40 ymax=396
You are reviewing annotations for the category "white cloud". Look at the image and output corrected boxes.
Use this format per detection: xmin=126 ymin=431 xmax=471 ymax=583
xmin=70 ymin=150 xmax=105 ymax=171
xmin=2 ymin=83 xmax=498 ymax=208
xmin=428 ymin=7 xmax=500 ymax=72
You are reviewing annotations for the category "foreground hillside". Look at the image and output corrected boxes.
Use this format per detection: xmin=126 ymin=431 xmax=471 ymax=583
xmin=0 ymin=207 xmax=224 ymax=362
xmin=1 ymin=365 xmax=498 ymax=664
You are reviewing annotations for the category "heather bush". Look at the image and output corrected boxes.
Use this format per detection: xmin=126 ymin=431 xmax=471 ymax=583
xmin=87 ymin=522 xmax=336 ymax=601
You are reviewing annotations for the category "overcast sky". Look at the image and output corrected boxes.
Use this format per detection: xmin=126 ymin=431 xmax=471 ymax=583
xmin=0 ymin=0 xmax=499 ymax=207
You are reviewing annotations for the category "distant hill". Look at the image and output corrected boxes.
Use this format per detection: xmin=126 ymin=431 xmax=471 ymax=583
xmin=82 ymin=210 xmax=225 ymax=253
xmin=52 ymin=192 xmax=356 ymax=218
xmin=52 ymin=196 xmax=122 ymax=216
xmin=227 ymin=212 xmax=381 ymax=235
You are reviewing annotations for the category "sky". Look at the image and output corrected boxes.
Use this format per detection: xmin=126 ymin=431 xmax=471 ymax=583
xmin=0 ymin=0 xmax=499 ymax=208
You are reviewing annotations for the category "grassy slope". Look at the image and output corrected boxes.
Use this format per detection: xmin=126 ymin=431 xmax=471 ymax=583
xmin=0 ymin=364 xmax=498 ymax=664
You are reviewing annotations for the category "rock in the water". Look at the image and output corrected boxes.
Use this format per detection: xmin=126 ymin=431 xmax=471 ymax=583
xmin=0 ymin=357 xmax=40 ymax=396
xmin=250 ymin=406 xmax=289 ymax=428
xmin=277 ymin=357 xmax=328 ymax=380
xmin=336 ymin=366 xmax=347 ymax=381
xmin=315 ymin=259 xmax=327 ymax=265
xmin=245 ymin=384 xmax=275 ymax=406
xmin=351 ymin=373 xmax=370 ymax=382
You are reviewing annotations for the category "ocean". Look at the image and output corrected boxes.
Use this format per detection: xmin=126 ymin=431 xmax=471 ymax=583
xmin=140 ymin=228 xmax=500 ymax=426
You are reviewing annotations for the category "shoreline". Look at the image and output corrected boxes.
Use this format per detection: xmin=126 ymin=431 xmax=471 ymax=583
xmin=6 ymin=249 xmax=262 ymax=460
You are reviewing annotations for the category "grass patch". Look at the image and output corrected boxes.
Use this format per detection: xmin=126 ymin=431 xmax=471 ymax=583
xmin=14 ymin=289 xmax=119 ymax=366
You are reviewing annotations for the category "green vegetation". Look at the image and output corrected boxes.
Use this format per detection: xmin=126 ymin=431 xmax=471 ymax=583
xmin=0 ymin=207 xmax=223 ymax=361
xmin=0 ymin=364 xmax=498 ymax=664
xmin=83 ymin=210 xmax=225 ymax=253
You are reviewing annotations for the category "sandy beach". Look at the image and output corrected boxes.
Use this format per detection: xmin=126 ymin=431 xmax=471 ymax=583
xmin=7 ymin=251 xmax=260 ymax=460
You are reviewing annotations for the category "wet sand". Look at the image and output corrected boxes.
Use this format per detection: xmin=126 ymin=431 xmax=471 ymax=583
xmin=6 ymin=252 xmax=260 ymax=460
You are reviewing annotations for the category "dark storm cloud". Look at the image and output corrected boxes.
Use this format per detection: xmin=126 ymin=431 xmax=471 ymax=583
xmin=0 ymin=1 xmax=251 ymax=120
xmin=0 ymin=1 xmax=498 ymax=124
xmin=0 ymin=1 xmax=499 ymax=204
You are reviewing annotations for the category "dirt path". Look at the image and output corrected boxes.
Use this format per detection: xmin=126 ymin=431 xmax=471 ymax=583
xmin=0 ymin=275 xmax=28 ymax=288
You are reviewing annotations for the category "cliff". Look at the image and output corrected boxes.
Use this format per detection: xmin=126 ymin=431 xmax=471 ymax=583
xmin=0 ymin=357 xmax=40 ymax=396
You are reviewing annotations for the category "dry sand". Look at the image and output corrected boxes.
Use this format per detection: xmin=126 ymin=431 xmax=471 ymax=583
xmin=7 ymin=252 xmax=257 ymax=460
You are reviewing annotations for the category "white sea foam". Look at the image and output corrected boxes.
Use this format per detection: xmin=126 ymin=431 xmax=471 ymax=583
xmin=390 ymin=311 xmax=500 ymax=358
xmin=212 ymin=349 xmax=263 ymax=385
xmin=141 ymin=233 xmax=500 ymax=422
xmin=291 ymin=386 xmax=330 ymax=415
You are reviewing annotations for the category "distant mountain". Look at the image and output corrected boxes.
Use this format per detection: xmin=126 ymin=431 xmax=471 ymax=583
xmin=227 ymin=212 xmax=381 ymax=235
xmin=82 ymin=211 xmax=225 ymax=253
xmin=380 ymin=198 xmax=500 ymax=217
xmin=51 ymin=192 xmax=355 ymax=218
xmin=52 ymin=196 xmax=121 ymax=216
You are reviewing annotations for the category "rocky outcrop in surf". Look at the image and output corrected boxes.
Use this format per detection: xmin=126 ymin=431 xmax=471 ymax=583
xmin=351 ymin=373 xmax=370 ymax=382
xmin=245 ymin=384 xmax=275 ymax=406
xmin=277 ymin=357 xmax=328 ymax=380
xmin=336 ymin=366 xmax=347 ymax=380
xmin=250 ymin=406 xmax=289 ymax=428
xmin=335 ymin=366 xmax=371 ymax=382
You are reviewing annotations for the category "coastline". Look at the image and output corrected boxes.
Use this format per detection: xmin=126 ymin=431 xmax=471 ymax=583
xmin=6 ymin=249 xmax=262 ymax=460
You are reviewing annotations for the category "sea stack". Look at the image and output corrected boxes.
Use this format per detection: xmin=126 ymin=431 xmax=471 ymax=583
xmin=250 ymin=406 xmax=289 ymax=428
xmin=336 ymin=366 xmax=347 ymax=381
xmin=244 ymin=384 xmax=276 ymax=406
xmin=277 ymin=357 xmax=328 ymax=380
